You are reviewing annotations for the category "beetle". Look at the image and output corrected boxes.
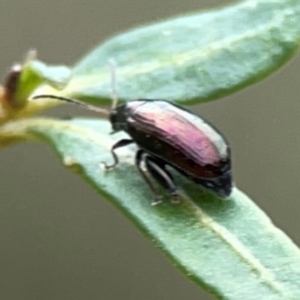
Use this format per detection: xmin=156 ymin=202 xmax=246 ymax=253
xmin=33 ymin=94 xmax=232 ymax=203
xmin=33 ymin=72 xmax=232 ymax=204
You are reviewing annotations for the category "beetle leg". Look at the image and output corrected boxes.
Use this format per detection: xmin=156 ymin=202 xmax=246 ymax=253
xmin=135 ymin=150 xmax=179 ymax=205
xmin=135 ymin=150 xmax=162 ymax=205
xmin=145 ymin=156 xmax=180 ymax=204
xmin=103 ymin=139 xmax=134 ymax=169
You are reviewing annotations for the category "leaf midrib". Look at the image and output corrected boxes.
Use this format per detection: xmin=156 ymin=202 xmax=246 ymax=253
xmin=182 ymin=196 xmax=284 ymax=295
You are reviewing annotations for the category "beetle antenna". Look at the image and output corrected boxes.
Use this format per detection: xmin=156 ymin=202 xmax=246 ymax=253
xmin=109 ymin=58 xmax=118 ymax=110
xmin=32 ymin=94 xmax=110 ymax=116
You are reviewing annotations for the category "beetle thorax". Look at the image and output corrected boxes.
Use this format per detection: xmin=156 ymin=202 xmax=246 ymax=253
xmin=109 ymin=101 xmax=146 ymax=132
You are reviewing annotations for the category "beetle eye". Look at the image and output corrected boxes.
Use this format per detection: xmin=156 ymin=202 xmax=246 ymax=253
xmin=109 ymin=110 xmax=117 ymax=122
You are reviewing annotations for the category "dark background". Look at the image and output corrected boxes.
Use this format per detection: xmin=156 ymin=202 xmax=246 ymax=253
xmin=0 ymin=1 xmax=299 ymax=299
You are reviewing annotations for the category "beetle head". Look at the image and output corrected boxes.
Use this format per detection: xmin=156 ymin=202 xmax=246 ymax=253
xmin=109 ymin=105 xmax=128 ymax=132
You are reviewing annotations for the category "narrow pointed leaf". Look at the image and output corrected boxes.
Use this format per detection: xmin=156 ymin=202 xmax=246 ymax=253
xmin=57 ymin=0 xmax=300 ymax=105
xmin=2 ymin=117 xmax=300 ymax=300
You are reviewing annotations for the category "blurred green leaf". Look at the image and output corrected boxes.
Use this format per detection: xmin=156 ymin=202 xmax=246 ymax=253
xmin=57 ymin=0 xmax=300 ymax=105
xmin=16 ymin=60 xmax=70 ymax=103
xmin=0 ymin=61 xmax=71 ymax=122
xmin=2 ymin=117 xmax=300 ymax=300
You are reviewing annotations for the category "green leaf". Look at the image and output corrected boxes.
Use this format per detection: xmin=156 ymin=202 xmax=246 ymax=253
xmin=15 ymin=60 xmax=70 ymax=103
xmin=2 ymin=117 xmax=300 ymax=300
xmin=0 ymin=61 xmax=71 ymax=123
xmin=57 ymin=0 xmax=300 ymax=105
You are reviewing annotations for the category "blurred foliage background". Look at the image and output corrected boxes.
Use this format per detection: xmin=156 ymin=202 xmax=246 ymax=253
xmin=0 ymin=1 xmax=299 ymax=299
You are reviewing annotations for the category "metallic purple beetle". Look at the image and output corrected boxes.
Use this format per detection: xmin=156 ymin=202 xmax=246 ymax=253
xmin=109 ymin=99 xmax=232 ymax=200
xmin=33 ymin=93 xmax=232 ymax=203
